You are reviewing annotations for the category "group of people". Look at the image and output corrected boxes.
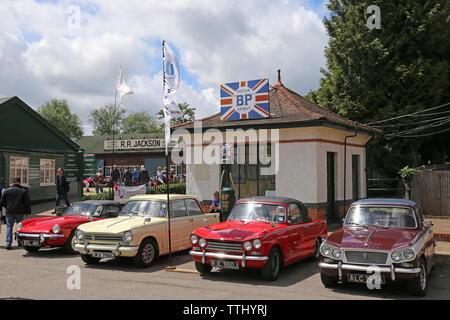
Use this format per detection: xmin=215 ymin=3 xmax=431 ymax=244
xmin=109 ymin=165 xmax=185 ymax=187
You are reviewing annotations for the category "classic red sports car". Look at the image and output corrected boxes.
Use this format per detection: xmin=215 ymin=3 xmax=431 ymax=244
xmin=190 ymin=197 xmax=327 ymax=280
xmin=319 ymin=198 xmax=436 ymax=296
xmin=15 ymin=200 xmax=122 ymax=253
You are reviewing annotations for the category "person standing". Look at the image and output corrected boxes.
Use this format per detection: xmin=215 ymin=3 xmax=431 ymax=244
xmin=131 ymin=167 xmax=139 ymax=185
xmin=0 ymin=177 xmax=31 ymax=250
xmin=111 ymin=165 xmax=121 ymax=184
xmin=56 ymin=168 xmax=70 ymax=208
xmin=93 ymin=169 xmax=105 ymax=194
xmin=138 ymin=165 xmax=150 ymax=185
xmin=124 ymin=168 xmax=133 ymax=186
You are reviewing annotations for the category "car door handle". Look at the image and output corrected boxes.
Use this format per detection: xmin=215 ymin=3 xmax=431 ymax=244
xmin=202 ymin=218 xmax=208 ymax=223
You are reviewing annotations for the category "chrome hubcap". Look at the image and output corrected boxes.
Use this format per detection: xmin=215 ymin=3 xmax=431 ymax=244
xmin=142 ymin=244 xmax=154 ymax=264
xmin=420 ymin=265 xmax=426 ymax=290
xmin=272 ymin=253 xmax=279 ymax=275
xmin=71 ymin=236 xmax=76 ymax=250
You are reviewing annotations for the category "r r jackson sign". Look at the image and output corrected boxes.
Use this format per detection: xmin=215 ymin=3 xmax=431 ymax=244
xmin=104 ymin=139 xmax=165 ymax=151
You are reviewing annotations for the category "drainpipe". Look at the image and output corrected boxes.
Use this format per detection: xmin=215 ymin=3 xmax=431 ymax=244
xmin=343 ymin=122 xmax=358 ymax=218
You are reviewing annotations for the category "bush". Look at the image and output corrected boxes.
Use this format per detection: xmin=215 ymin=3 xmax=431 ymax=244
xmin=81 ymin=191 xmax=114 ymax=201
xmin=147 ymin=182 xmax=186 ymax=195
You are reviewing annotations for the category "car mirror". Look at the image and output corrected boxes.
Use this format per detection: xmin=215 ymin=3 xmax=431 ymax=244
xmin=144 ymin=216 xmax=152 ymax=224
xmin=423 ymin=220 xmax=433 ymax=227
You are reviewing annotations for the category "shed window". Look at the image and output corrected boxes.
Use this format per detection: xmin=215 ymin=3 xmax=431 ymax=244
xmin=10 ymin=156 xmax=29 ymax=186
xmin=40 ymin=159 xmax=56 ymax=185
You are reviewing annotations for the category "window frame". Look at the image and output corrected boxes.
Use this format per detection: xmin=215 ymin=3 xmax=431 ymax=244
xmin=40 ymin=158 xmax=56 ymax=186
xmin=288 ymin=203 xmax=303 ymax=224
xmin=184 ymin=198 xmax=204 ymax=216
xmin=9 ymin=156 xmax=30 ymax=186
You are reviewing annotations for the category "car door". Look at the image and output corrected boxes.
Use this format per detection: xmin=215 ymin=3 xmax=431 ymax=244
xmin=287 ymin=203 xmax=312 ymax=260
xmin=185 ymin=198 xmax=211 ymax=230
xmin=285 ymin=203 xmax=305 ymax=262
xmin=416 ymin=206 xmax=435 ymax=267
xmin=168 ymin=199 xmax=194 ymax=250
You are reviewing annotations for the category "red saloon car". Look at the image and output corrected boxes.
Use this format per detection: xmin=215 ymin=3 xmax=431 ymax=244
xmin=15 ymin=200 xmax=122 ymax=253
xmin=319 ymin=198 xmax=435 ymax=296
xmin=190 ymin=197 xmax=328 ymax=280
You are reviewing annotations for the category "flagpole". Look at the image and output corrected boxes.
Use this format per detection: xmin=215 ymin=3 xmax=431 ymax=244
xmin=111 ymin=81 xmax=118 ymax=199
xmin=163 ymin=40 xmax=174 ymax=270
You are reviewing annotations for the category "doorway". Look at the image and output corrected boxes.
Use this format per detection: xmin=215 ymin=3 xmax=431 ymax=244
xmin=327 ymin=152 xmax=336 ymax=222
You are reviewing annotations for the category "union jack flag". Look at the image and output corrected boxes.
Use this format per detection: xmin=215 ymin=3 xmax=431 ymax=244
xmin=220 ymin=78 xmax=270 ymax=120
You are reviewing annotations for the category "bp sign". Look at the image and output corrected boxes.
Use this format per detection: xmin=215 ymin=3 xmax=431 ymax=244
xmin=220 ymin=78 xmax=270 ymax=120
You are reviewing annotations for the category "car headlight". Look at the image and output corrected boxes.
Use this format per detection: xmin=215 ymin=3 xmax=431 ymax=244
xmin=191 ymin=234 xmax=199 ymax=244
xmin=198 ymin=238 xmax=207 ymax=248
xmin=243 ymin=241 xmax=252 ymax=251
xmin=332 ymin=248 xmax=342 ymax=259
xmin=123 ymin=231 xmax=133 ymax=242
xmin=52 ymin=224 xmax=61 ymax=234
xmin=403 ymin=248 xmax=415 ymax=260
xmin=253 ymin=239 xmax=262 ymax=249
xmin=321 ymin=244 xmax=332 ymax=256
xmin=391 ymin=251 xmax=402 ymax=262
xmin=75 ymin=229 xmax=84 ymax=240
xmin=17 ymin=223 xmax=23 ymax=231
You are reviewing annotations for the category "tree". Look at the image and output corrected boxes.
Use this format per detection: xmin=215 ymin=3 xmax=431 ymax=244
xmin=121 ymin=111 xmax=162 ymax=134
xmin=38 ymin=99 xmax=84 ymax=141
xmin=399 ymin=166 xmax=420 ymax=199
xmin=307 ymin=0 xmax=450 ymax=176
xmin=89 ymin=104 xmax=126 ymax=136
xmin=157 ymin=102 xmax=196 ymax=127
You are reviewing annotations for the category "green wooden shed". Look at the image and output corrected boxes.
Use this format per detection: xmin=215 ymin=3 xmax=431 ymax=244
xmin=0 ymin=96 xmax=84 ymax=203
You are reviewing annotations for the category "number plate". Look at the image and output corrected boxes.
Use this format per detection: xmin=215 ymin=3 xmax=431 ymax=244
xmin=211 ymin=260 xmax=239 ymax=270
xmin=22 ymin=240 xmax=40 ymax=247
xmin=92 ymin=251 xmax=115 ymax=259
xmin=347 ymin=273 xmax=385 ymax=284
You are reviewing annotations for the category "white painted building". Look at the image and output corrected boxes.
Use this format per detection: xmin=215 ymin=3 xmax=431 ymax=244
xmin=173 ymin=76 xmax=380 ymax=221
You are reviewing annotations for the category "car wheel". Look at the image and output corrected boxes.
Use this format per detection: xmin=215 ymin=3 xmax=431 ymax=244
xmin=261 ymin=247 xmax=282 ymax=281
xmin=409 ymin=258 xmax=428 ymax=296
xmin=310 ymin=238 xmax=321 ymax=261
xmin=320 ymin=270 xmax=339 ymax=288
xmin=195 ymin=262 xmax=212 ymax=274
xmin=81 ymin=254 xmax=101 ymax=265
xmin=24 ymin=246 xmax=40 ymax=253
xmin=133 ymin=238 xmax=158 ymax=268
xmin=64 ymin=231 xmax=78 ymax=254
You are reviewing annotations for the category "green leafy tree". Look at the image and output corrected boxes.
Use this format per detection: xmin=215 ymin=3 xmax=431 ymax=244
xmin=38 ymin=99 xmax=84 ymax=141
xmin=89 ymin=104 xmax=126 ymax=135
xmin=157 ymin=102 xmax=196 ymax=127
xmin=399 ymin=166 xmax=420 ymax=199
xmin=121 ymin=111 xmax=162 ymax=134
xmin=307 ymin=0 xmax=450 ymax=176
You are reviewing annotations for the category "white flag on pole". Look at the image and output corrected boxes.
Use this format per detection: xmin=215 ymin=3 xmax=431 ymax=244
xmin=163 ymin=108 xmax=172 ymax=156
xmin=116 ymin=66 xmax=134 ymax=104
xmin=163 ymin=41 xmax=180 ymax=106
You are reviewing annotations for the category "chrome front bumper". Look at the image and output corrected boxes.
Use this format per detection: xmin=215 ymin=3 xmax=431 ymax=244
xmin=74 ymin=243 xmax=139 ymax=256
xmin=16 ymin=232 xmax=65 ymax=240
xmin=190 ymin=250 xmax=268 ymax=268
xmin=319 ymin=262 xmax=421 ymax=281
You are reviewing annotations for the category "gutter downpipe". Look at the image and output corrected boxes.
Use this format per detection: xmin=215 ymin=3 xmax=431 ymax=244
xmin=343 ymin=122 xmax=358 ymax=218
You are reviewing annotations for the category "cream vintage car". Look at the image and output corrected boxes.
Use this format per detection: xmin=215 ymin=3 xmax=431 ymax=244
xmin=74 ymin=194 xmax=220 ymax=267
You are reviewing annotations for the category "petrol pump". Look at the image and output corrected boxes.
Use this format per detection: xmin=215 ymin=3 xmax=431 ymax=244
xmin=219 ymin=144 xmax=236 ymax=222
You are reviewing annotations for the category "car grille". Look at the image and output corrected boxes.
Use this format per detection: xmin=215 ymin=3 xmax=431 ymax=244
xmin=345 ymin=251 xmax=388 ymax=265
xmin=206 ymin=241 xmax=243 ymax=253
xmin=85 ymin=234 xmax=123 ymax=242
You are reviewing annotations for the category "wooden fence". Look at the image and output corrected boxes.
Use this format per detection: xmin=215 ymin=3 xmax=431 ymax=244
xmin=411 ymin=165 xmax=450 ymax=217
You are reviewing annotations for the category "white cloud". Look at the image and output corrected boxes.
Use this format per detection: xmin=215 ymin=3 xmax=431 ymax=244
xmin=0 ymin=0 xmax=328 ymax=135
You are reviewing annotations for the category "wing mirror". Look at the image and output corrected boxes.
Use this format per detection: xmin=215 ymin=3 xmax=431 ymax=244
xmin=144 ymin=216 xmax=152 ymax=224
xmin=424 ymin=220 xmax=433 ymax=227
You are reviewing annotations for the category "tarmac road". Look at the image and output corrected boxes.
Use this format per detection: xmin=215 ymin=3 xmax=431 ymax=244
xmin=0 ymin=224 xmax=449 ymax=300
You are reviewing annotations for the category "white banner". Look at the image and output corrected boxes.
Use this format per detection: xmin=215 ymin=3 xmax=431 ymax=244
xmin=114 ymin=184 xmax=146 ymax=201
xmin=163 ymin=41 xmax=180 ymax=105
xmin=116 ymin=66 xmax=134 ymax=104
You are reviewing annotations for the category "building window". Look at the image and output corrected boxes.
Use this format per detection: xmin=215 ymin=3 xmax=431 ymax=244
xmin=40 ymin=159 xmax=56 ymax=186
xmin=10 ymin=156 xmax=29 ymax=185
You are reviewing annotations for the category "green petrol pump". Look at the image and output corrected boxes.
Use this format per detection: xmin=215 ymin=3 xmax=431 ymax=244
xmin=220 ymin=164 xmax=236 ymax=222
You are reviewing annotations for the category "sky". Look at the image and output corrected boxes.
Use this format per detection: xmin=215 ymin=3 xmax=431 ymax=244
xmin=0 ymin=0 xmax=330 ymax=135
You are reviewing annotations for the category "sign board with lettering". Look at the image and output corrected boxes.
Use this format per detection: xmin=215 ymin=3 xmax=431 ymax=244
xmin=220 ymin=78 xmax=270 ymax=120
xmin=104 ymin=139 xmax=165 ymax=151
xmin=83 ymin=154 xmax=96 ymax=177
xmin=64 ymin=153 xmax=80 ymax=182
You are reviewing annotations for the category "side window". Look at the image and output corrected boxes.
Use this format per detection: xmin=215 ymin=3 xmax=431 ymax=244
xmin=185 ymin=199 xmax=203 ymax=216
xmin=288 ymin=204 xmax=302 ymax=224
xmin=415 ymin=206 xmax=424 ymax=228
xmin=104 ymin=206 xmax=120 ymax=218
xmin=170 ymin=200 xmax=188 ymax=218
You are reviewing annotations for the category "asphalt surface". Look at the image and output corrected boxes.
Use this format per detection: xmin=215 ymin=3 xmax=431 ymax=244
xmin=0 ymin=224 xmax=449 ymax=300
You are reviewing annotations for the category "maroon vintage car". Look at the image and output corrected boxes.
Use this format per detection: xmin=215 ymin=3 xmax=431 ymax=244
xmin=190 ymin=197 xmax=328 ymax=280
xmin=319 ymin=198 xmax=435 ymax=296
xmin=15 ymin=200 xmax=122 ymax=253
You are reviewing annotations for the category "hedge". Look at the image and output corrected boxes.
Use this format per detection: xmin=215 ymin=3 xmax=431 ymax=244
xmin=81 ymin=191 xmax=114 ymax=201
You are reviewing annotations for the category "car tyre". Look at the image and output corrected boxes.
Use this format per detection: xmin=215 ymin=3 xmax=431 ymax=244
xmin=409 ymin=258 xmax=428 ymax=296
xmin=81 ymin=253 xmax=101 ymax=265
xmin=261 ymin=247 xmax=282 ymax=281
xmin=64 ymin=230 xmax=78 ymax=254
xmin=133 ymin=238 xmax=158 ymax=268
xmin=309 ymin=238 xmax=321 ymax=261
xmin=24 ymin=246 xmax=40 ymax=253
xmin=195 ymin=262 xmax=212 ymax=274
xmin=320 ymin=270 xmax=339 ymax=288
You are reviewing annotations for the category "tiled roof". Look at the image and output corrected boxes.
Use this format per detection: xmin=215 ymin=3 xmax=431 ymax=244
xmin=173 ymin=82 xmax=381 ymax=135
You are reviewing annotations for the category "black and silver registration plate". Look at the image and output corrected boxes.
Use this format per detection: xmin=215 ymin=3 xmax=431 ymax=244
xmin=21 ymin=240 xmax=40 ymax=247
xmin=92 ymin=251 xmax=115 ymax=259
xmin=211 ymin=260 xmax=239 ymax=270
xmin=347 ymin=273 xmax=385 ymax=284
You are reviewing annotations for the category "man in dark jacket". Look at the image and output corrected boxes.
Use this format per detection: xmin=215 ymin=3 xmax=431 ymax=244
xmin=138 ymin=165 xmax=150 ymax=185
xmin=0 ymin=177 xmax=31 ymax=250
xmin=111 ymin=165 xmax=121 ymax=184
xmin=56 ymin=168 xmax=70 ymax=207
